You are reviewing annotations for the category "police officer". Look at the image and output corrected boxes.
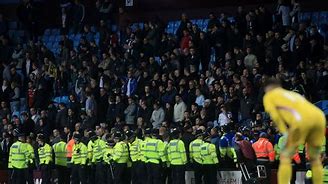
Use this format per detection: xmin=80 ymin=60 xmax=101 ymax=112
xmin=126 ymin=130 xmax=145 ymax=184
xmin=323 ymin=164 xmax=328 ymax=183
xmin=71 ymin=133 xmax=88 ymax=184
xmin=167 ymin=128 xmax=187 ymax=184
xmin=112 ymin=131 xmax=129 ymax=184
xmin=189 ymin=130 xmax=204 ymax=184
xmin=53 ymin=134 xmax=69 ymax=184
xmin=201 ymin=132 xmax=219 ymax=184
xmin=8 ymin=133 xmax=29 ymax=184
xmin=219 ymin=125 xmax=237 ymax=168
xmin=90 ymin=131 xmax=107 ymax=184
xmin=144 ymin=128 xmax=166 ymax=184
xmin=25 ymin=135 xmax=36 ymax=184
xmin=87 ymin=131 xmax=95 ymax=184
xmin=163 ymin=131 xmax=172 ymax=184
xmin=36 ymin=134 xmax=53 ymax=184
xmin=103 ymin=134 xmax=115 ymax=184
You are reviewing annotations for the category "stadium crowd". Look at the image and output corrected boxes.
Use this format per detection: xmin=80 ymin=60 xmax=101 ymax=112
xmin=0 ymin=0 xmax=328 ymax=183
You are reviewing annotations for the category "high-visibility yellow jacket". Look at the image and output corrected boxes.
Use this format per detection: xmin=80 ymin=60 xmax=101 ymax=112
xmin=143 ymin=137 xmax=166 ymax=164
xmin=91 ymin=138 xmax=107 ymax=163
xmin=26 ymin=143 xmax=35 ymax=165
xmin=129 ymin=138 xmax=143 ymax=162
xmin=8 ymin=141 xmax=29 ymax=169
xmin=71 ymin=142 xmax=88 ymax=165
xmin=200 ymin=142 xmax=219 ymax=165
xmin=103 ymin=145 xmax=114 ymax=164
xmin=190 ymin=139 xmax=203 ymax=164
xmin=53 ymin=141 xmax=67 ymax=166
xmin=324 ymin=166 xmax=328 ymax=183
xmin=167 ymin=139 xmax=187 ymax=165
xmin=87 ymin=140 xmax=94 ymax=165
xmin=38 ymin=143 xmax=53 ymax=165
xmin=112 ymin=141 xmax=129 ymax=164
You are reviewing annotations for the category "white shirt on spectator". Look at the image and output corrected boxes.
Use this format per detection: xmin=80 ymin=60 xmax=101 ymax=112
xmin=126 ymin=79 xmax=131 ymax=96
xmin=173 ymin=101 xmax=187 ymax=123
xmin=195 ymin=95 xmax=205 ymax=107
xmin=244 ymin=54 xmax=258 ymax=70
xmin=218 ymin=112 xmax=229 ymax=127
xmin=26 ymin=59 xmax=31 ymax=76
xmin=99 ymin=76 xmax=104 ymax=88
xmin=32 ymin=114 xmax=40 ymax=124
xmin=278 ymin=5 xmax=291 ymax=26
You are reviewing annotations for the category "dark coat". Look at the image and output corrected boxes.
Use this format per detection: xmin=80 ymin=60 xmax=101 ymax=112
xmin=56 ymin=108 xmax=68 ymax=129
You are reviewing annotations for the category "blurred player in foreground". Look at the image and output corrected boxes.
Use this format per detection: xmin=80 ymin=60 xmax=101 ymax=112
xmin=263 ymin=78 xmax=326 ymax=184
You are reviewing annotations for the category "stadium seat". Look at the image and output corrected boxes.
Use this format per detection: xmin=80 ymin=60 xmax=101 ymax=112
xmin=138 ymin=23 xmax=144 ymax=29
xmin=131 ymin=23 xmax=138 ymax=31
xmin=74 ymin=34 xmax=81 ymax=40
xmin=48 ymin=35 xmax=55 ymax=42
xmin=68 ymin=33 xmax=75 ymax=40
xmin=167 ymin=22 xmax=174 ymax=29
xmin=203 ymin=19 xmax=209 ymax=26
xmin=44 ymin=29 xmax=51 ymax=36
xmin=53 ymin=41 xmax=59 ymax=48
xmin=311 ymin=12 xmax=320 ymax=24
xmin=53 ymin=96 xmax=69 ymax=104
xmin=95 ymin=32 xmax=100 ymax=40
xmin=8 ymin=21 xmax=18 ymax=30
xmin=166 ymin=27 xmax=174 ymax=34
xmin=60 ymin=96 xmax=69 ymax=104
xmin=85 ymin=33 xmax=94 ymax=42
xmin=55 ymin=35 xmax=61 ymax=42
xmin=73 ymin=40 xmax=79 ymax=48
xmin=196 ymin=19 xmax=203 ymax=27
xmin=174 ymin=21 xmax=180 ymax=28
xmin=112 ymin=25 xmax=118 ymax=32
xmin=91 ymin=26 xmax=97 ymax=33
xmin=8 ymin=30 xmax=16 ymax=39
xmin=227 ymin=16 xmax=235 ymax=24
xmin=53 ymin=96 xmax=61 ymax=104
xmin=95 ymin=37 xmax=100 ymax=45
xmin=17 ymin=30 xmax=25 ymax=37
xmin=51 ymin=29 xmax=60 ymax=35
xmin=45 ymin=42 xmax=53 ymax=49
xmin=319 ymin=12 xmax=328 ymax=24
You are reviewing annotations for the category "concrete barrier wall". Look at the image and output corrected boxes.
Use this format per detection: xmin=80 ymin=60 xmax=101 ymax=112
xmin=0 ymin=170 xmax=307 ymax=184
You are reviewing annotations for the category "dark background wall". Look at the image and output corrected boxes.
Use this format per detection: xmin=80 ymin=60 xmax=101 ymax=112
xmin=1 ymin=0 xmax=328 ymax=25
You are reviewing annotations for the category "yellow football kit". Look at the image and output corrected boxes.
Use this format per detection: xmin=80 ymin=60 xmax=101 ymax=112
xmin=264 ymin=87 xmax=326 ymax=184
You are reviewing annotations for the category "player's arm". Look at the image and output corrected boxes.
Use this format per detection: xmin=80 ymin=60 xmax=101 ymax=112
xmin=263 ymin=94 xmax=288 ymax=134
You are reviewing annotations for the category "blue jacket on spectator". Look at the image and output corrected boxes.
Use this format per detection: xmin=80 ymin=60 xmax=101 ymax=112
xmin=122 ymin=77 xmax=137 ymax=97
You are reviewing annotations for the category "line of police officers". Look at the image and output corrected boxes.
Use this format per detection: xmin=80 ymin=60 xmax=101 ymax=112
xmin=8 ymin=127 xmax=238 ymax=184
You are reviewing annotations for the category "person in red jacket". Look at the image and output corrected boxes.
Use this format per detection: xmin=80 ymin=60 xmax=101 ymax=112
xmin=252 ymin=132 xmax=275 ymax=184
xmin=180 ymin=30 xmax=191 ymax=50
xmin=235 ymin=132 xmax=256 ymax=173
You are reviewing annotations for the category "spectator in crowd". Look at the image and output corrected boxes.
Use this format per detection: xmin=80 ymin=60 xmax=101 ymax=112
xmin=0 ymin=14 xmax=7 ymax=36
xmin=20 ymin=112 xmax=35 ymax=136
xmin=124 ymin=97 xmax=137 ymax=127
xmin=218 ymin=104 xmax=231 ymax=127
xmin=71 ymin=0 xmax=85 ymax=33
xmin=277 ymin=0 xmax=291 ymax=27
xmin=173 ymin=95 xmax=187 ymax=125
xmin=56 ymin=103 xmax=68 ymax=129
xmin=150 ymin=101 xmax=165 ymax=129
xmin=0 ymin=2 xmax=327 ymax=183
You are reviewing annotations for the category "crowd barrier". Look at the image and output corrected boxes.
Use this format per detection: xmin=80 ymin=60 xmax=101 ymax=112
xmin=0 ymin=169 xmax=308 ymax=184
